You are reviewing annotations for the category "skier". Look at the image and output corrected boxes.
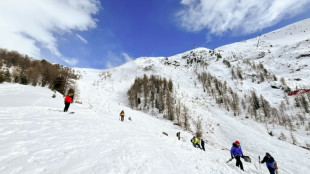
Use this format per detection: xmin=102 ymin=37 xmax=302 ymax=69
xmin=261 ymin=153 xmax=277 ymax=174
xmin=230 ymin=140 xmax=244 ymax=171
xmin=64 ymin=93 xmax=73 ymax=112
xmin=200 ymin=138 xmax=205 ymax=151
xmin=120 ymin=110 xmax=125 ymax=121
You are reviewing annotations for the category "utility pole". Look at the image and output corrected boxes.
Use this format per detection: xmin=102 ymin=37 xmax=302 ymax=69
xmin=256 ymin=34 xmax=261 ymax=47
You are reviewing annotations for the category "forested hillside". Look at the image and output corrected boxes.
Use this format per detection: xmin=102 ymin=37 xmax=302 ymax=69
xmin=0 ymin=48 xmax=78 ymax=95
xmin=121 ymin=19 xmax=310 ymax=149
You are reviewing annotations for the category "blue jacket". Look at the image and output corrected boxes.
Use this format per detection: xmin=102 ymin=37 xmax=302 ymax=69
xmin=230 ymin=143 xmax=243 ymax=157
xmin=261 ymin=156 xmax=275 ymax=169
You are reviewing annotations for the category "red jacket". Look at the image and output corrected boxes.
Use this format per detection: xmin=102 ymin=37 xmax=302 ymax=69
xmin=65 ymin=96 xmax=72 ymax=103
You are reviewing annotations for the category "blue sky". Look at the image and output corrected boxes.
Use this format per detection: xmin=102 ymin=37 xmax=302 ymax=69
xmin=1 ymin=0 xmax=310 ymax=69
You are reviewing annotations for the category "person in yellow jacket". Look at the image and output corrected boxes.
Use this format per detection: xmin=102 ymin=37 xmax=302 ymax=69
xmin=195 ymin=138 xmax=201 ymax=148
xmin=191 ymin=136 xmax=196 ymax=147
xmin=120 ymin=110 xmax=125 ymax=121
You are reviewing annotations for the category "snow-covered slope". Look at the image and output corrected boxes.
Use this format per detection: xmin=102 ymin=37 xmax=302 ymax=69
xmin=217 ymin=18 xmax=310 ymax=88
xmin=0 ymin=84 xmax=251 ymax=174
xmin=1 ymin=79 xmax=309 ymax=174
xmin=1 ymin=19 xmax=310 ymax=174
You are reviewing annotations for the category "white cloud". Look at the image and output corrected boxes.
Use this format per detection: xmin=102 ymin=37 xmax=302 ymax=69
xmin=0 ymin=0 xmax=100 ymax=63
xmin=106 ymin=62 xmax=114 ymax=69
xmin=122 ymin=53 xmax=133 ymax=62
xmin=63 ymin=57 xmax=79 ymax=66
xmin=105 ymin=51 xmax=133 ymax=69
xmin=76 ymin=34 xmax=88 ymax=44
xmin=177 ymin=0 xmax=310 ymax=35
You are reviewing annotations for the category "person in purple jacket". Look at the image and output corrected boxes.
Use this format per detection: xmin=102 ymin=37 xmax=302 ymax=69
xmin=230 ymin=140 xmax=244 ymax=171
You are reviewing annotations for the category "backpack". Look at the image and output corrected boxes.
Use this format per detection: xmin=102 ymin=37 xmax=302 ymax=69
xmin=274 ymin=161 xmax=278 ymax=169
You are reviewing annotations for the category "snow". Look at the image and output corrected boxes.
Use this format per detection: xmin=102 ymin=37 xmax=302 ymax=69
xmin=0 ymin=83 xmax=244 ymax=174
xmin=1 ymin=19 xmax=310 ymax=174
xmin=216 ymin=18 xmax=310 ymax=89
xmin=1 ymin=76 xmax=309 ymax=174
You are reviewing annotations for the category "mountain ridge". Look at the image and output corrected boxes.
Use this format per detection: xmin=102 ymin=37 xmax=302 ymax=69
xmin=84 ymin=18 xmax=310 ymax=148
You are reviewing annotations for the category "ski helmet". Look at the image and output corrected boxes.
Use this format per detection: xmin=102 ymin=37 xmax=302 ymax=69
xmin=235 ymin=141 xmax=240 ymax=145
xmin=266 ymin=153 xmax=270 ymax=156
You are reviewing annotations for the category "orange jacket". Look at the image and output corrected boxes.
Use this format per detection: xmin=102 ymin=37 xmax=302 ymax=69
xmin=65 ymin=96 xmax=72 ymax=103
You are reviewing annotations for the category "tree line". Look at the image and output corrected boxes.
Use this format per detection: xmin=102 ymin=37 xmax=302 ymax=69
xmin=127 ymin=74 xmax=199 ymax=135
xmin=198 ymin=71 xmax=309 ymax=123
xmin=0 ymin=48 xmax=78 ymax=95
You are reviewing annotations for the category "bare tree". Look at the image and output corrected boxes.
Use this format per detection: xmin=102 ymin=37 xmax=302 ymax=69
xmin=260 ymin=95 xmax=272 ymax=122
xmin=278 ymin=132 xmax=287 ymax=141
xmin=182 ymin=105 xmax=191 ymax=131
xmin=231 ymin=93 xmax=240 ymax=116
xmin=193 ymin=117 xmax=203 ymax=138
xmin=236 ymin=66 xmax=243 ymax=80
xmin=280 ymin=77 xmax=286 ymax=86
xmin=300 ymin=95 xmax=309 ymax=113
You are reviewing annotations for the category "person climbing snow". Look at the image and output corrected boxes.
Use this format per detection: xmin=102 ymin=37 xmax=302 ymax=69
xmin=230 ymin=140 xmax=244 ymax=171
xmin=261 ymin=153 xmax=277 ymax=174
xmin=191 ymin=136 xmax=196 ymax=147
xmin=176 ymin=132 xmax=181 ymax=140
xmin=64 ymin=93 xmax=73 ymax=112
xmin=194 ymin=137 xmax=201 ymax=148
xmin=120 ymin=110 xmax=125 ymax=121
xmin=200 ymin=138 xmax=205 ymax=151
